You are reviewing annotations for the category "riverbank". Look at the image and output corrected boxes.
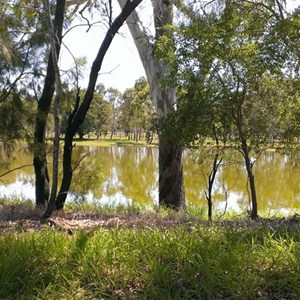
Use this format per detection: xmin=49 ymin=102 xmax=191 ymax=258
xmin=1 ymin=201 xmax=300 ymax=299
xmin=45 ymin=134 xmax=159 ymax=148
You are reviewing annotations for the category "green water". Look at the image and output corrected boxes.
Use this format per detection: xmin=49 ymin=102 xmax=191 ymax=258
xmin=1 ymin=145 xmax=300 ymax=215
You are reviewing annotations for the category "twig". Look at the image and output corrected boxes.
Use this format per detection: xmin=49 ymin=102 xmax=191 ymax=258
xmin=0 ymin=164 xmax=33 ymax=178
xmin=62 ymin=21 xmax=105 ymax=39
xmin=98 ymin=64 xmax=120 ymax=75
xmin=72 ymin=152 xmax=90 ymax=172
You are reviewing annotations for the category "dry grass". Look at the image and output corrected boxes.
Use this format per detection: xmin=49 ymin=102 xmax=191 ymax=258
xmin=1 ymin=201 xmax=300 ymax=235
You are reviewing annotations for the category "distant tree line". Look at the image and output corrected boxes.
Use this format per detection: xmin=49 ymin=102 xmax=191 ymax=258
xmin=57 ymin=77 xmax=156 ymax=142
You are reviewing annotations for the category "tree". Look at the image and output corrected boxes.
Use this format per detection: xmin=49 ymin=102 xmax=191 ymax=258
xmin=54 ymin=0 xmax=143 ymax=212
xmin=0 ymin=0 xmax=46 ymax=145
xmin=105 ymin=88 xmax=122 ymax=140
xmin=172 ymin=0 xmax=298 ymax=219
xmin=41 ymin=0 xmax=64 ymax=219
xmin=120 ymin=77 xmax=155 ymax=141
xmin=91 ymin=84 xmax=112 ymax=139
xmin=33 ymin=0 xmax=66 ymax=208
xmin=118 ymin=0 xmax=185 ymax=209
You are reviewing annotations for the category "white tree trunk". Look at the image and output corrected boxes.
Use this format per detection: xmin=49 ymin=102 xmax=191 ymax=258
xmin=118 ymin=0 xmax=185 ymax=209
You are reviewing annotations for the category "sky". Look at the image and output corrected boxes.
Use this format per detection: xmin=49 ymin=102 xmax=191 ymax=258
xmin=60 ymin=0 xmax=299 ymax=93
xmin=60 ymin=1 xmax=152 ymax=92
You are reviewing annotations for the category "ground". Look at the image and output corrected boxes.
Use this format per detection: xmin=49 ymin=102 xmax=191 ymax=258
xmin=1 ymin=202 xmax=300 ymax=234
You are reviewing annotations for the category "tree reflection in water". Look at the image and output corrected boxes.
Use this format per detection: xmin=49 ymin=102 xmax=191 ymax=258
xmin=1 ymin=146 xmax=300 ymax=215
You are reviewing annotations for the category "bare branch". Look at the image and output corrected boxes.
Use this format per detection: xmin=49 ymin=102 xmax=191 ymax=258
xmin=0 ymin=47 xmax=31 ymax=103
xmin=61 ymin=41 xmax=80 ymax=89
xmin=62 ymin=21 xmax=105 ymax=39
xmin=99 ymin=64 xmax=120 ymax=75
xmin=72 ymin=152 xmax=90 ymax=172
xmin=0 ymin=164 xmax=33 ymax=179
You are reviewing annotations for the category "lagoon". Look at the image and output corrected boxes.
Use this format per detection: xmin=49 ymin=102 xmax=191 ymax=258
xmin=1 ymin=145 xmax=300 ymax=216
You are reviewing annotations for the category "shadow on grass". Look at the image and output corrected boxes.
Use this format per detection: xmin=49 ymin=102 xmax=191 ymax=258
xmin=1 ymin=226 xmax=300 ymax=299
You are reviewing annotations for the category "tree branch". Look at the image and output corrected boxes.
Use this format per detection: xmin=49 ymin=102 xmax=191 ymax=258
xmin=0 ymin=164 xmax=33 ymax=179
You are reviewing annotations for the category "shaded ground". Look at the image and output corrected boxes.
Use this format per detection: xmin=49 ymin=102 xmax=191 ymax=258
xmin=1 ymin=202 xmax=300 ymax=234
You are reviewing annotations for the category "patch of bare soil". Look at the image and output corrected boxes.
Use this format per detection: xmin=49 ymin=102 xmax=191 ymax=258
xmin=1 ymin=203 xmax=300 ymax=234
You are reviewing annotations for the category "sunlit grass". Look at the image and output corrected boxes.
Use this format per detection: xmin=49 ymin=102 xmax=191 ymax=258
xmin=1 ymin=198 xmax=300 ymax=298
xmin=64 ymin=201 xmax=145 ymax=215
xmin=65 ymin=135 xmax=158 ymax=148
xmin=0 ymin=224 xmax=300 ymax=299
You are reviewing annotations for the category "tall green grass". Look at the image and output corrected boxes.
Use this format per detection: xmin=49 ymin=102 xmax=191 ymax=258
xmin=1 ymin=225 xmax=300 ymax=299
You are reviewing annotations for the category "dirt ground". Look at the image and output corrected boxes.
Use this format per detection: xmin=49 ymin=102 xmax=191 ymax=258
xmin=1 ymin=203 xmax=300 ymax=234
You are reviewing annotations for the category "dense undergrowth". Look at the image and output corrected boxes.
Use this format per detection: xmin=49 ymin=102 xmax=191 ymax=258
xmin=1 ymin=200 xmax=300 ymax=299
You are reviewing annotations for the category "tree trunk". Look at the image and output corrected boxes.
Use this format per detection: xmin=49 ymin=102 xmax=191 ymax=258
xmin=33 ymin=0 xmax=65 ymax=208
xmin=96 ymin=129 xmax=101 ymax=139
xmin=159 ymin=135 xmax=185 ymax=209
xmin=54 ymin=0 xmax=143 ymax=210
xmin=41 ymin=0 xmax=63 ymax=220
xmin=33 ymin=154 xmax=50 ymax=207
xmin=205 ymin=153 xmax=222 ymax=223
xmin=55 ymin=134 xmax=74 ymax=209
xmin=134 ymin=124 xmax=138 ymax=142
xmin=241 ymin=142 xmax=258 ymax=219
xmin=118 ymin=0 xmax=186 ymax=209
xmin=77 ymin=128 xmax=84 ymax=140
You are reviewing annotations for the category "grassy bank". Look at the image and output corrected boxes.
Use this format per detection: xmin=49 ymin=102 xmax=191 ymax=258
xmin=45 ymin=134 xmax=158 ymax=148
xmin=1 ymin=211 xmax=300 ymax=299
xmin=74 ymin=137 xmax=158 ymax=147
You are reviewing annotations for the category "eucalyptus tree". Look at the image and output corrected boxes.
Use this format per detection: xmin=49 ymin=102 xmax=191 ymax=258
xmin=105 ymin=88 xmax=122 ymax=140
xmin=118 ymin=0 xmax=186 ymax=209
xmin=91 ymin=84 xmax=113 ymax=139
xmin=120 ymin=77 xmax=155 ymax=141
xmin=174 ymin=0 xmax=298 ymax=219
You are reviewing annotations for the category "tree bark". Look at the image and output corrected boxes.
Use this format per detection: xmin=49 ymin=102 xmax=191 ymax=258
xmin=55 ymin=133 xmax=74 ymax=209
xmin=205 ymin=153 xmax=222 ymax=223
xmin=41 ymin=0 xmax=63 ymax=220
xmin=55 ymin=0 xmax=143 ymax=210
xmin=118 ymin=0 xmax=185 ymax=209
xmin=241 ymin=141 xmax=258 ymax=219
xmin=33 ymin=0 xmax=65 ymax=207
xmin=159 ymin=134 xmax=185 ymax=209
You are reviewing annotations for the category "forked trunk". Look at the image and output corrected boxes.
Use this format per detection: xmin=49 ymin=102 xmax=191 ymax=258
xmin=54 ymin=0 xmax=143 ymax=210
xmin=41 ymin=0 xmax=64 ymax=220
xmin=242 ymin=143 xmax=258 ymax=219
xmin=244 ymin=156 xmax=258 ymax=219
xmin=205 ymin=153 xmax=222 ymax=223
xmin=33 ymin=0 xmax=65 ymax=207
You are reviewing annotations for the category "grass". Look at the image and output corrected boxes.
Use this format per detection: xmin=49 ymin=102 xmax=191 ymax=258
xmin=49 ymin=135 xmax=159 ymax=148
xmin=1 ymin=213 xmax=300 ymax=299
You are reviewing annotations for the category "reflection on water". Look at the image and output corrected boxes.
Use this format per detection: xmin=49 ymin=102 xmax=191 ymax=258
xmin=1 ymin=145 xmax=300 ymax=214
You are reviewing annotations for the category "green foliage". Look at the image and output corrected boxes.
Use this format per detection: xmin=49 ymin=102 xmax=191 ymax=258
xmin=0 ymin=94 xmax=36 ymax=143
xmin=165 ymin=0 xmax=300 ymax=153
xmin=120 ymin=77 xmax=156 ymax=139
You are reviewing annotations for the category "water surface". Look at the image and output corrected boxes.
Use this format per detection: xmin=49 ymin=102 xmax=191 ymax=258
xmin=1 ymin=145 xmax=300 ymax=215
